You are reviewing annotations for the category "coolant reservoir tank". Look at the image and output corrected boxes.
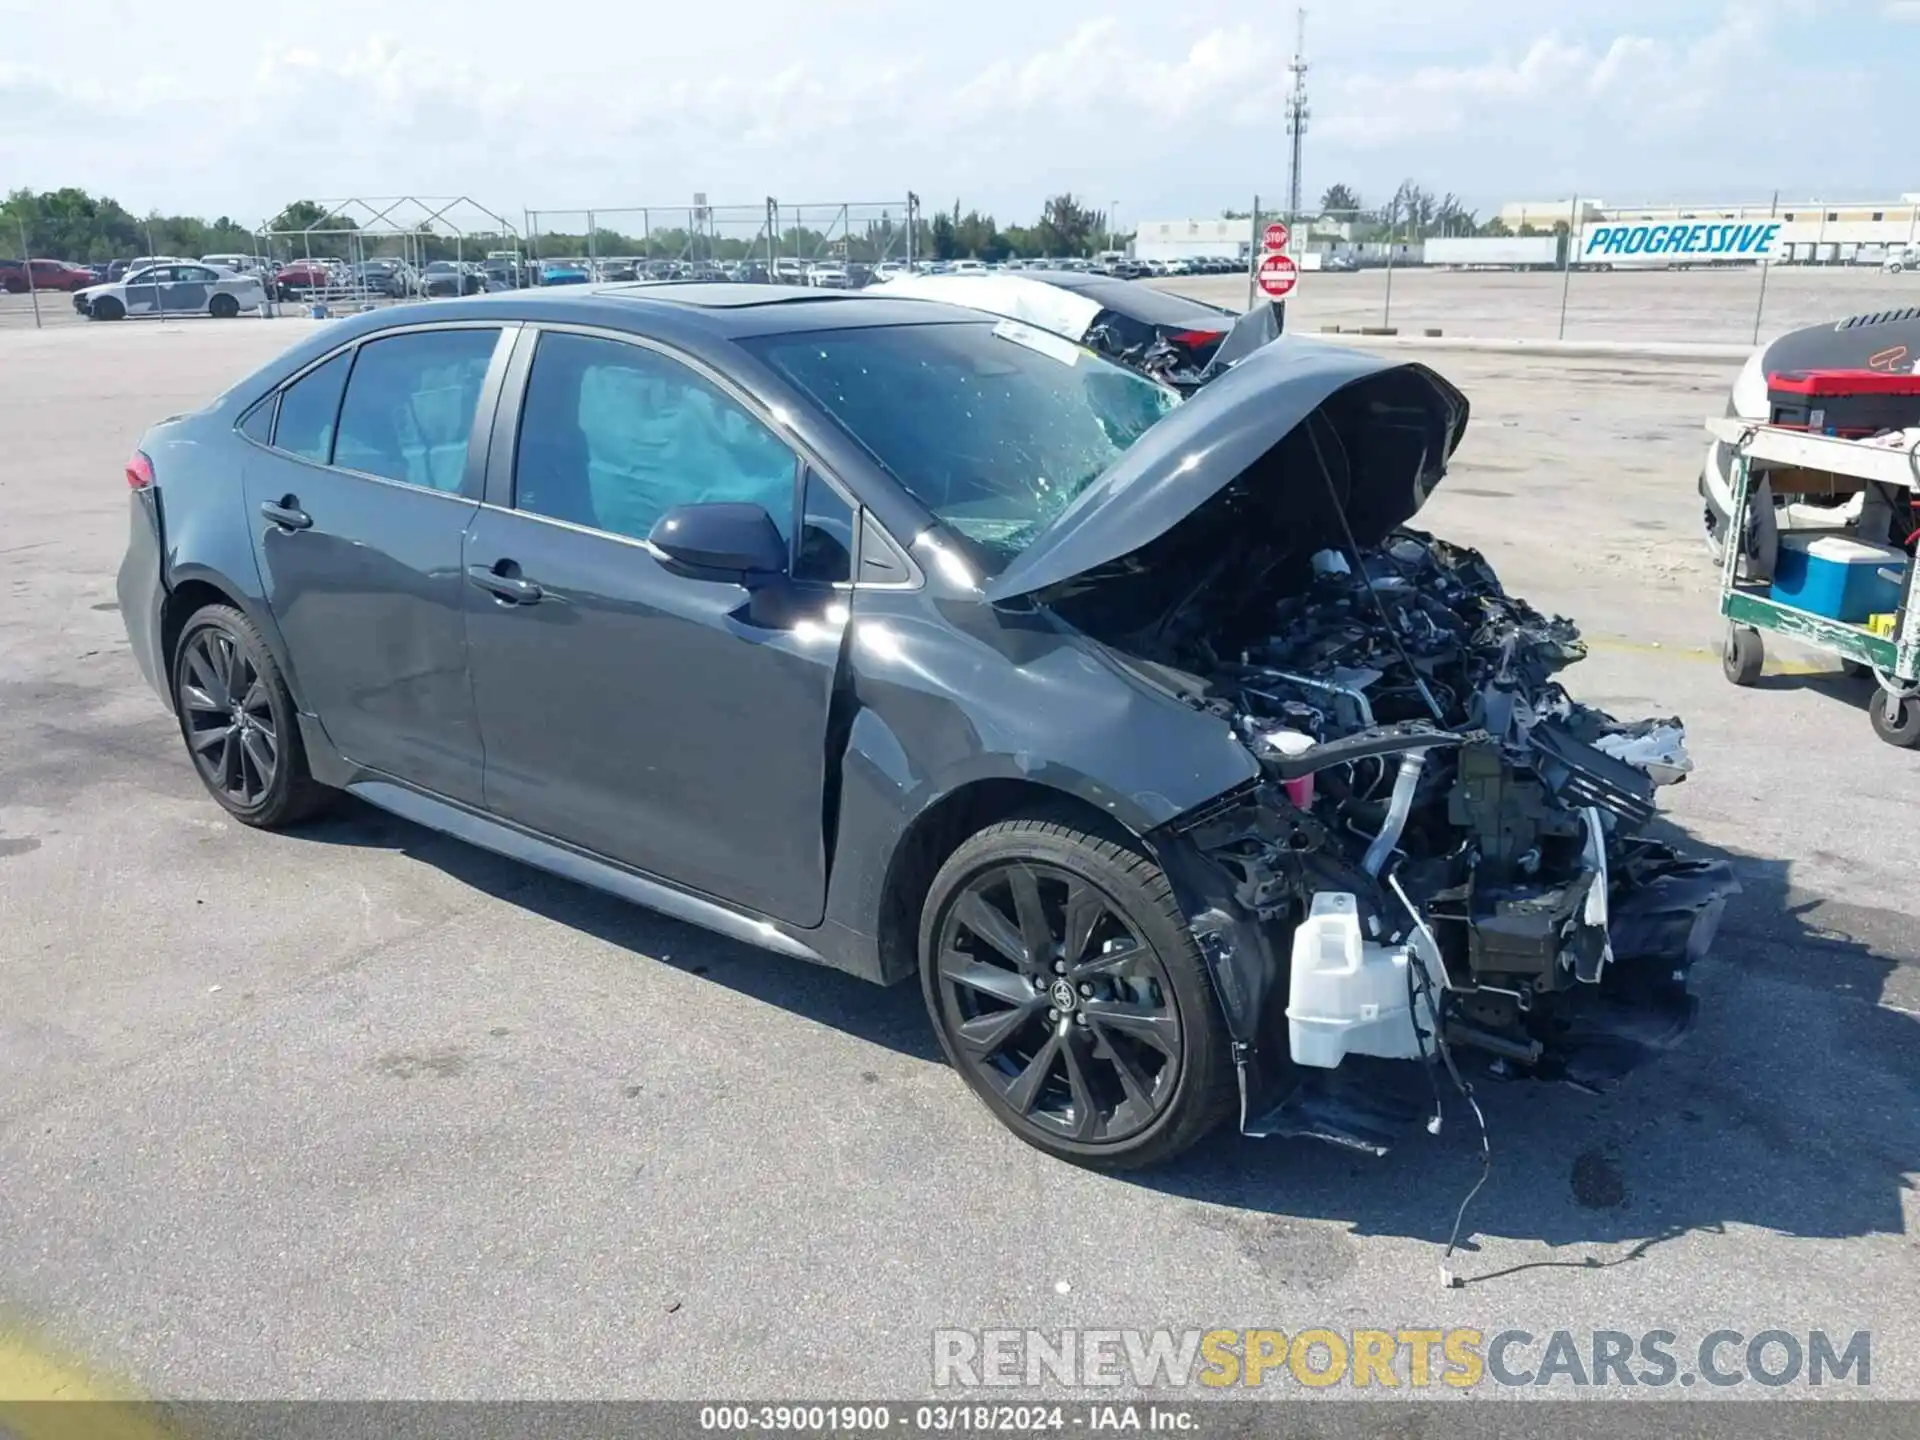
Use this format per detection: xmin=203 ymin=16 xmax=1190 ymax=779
xmin=1287 ymin=892 xmax=1424 ymax=1068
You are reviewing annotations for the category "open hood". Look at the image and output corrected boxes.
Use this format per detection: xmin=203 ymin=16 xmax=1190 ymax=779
xmin=983 ymin=338 xmax=1469 ymax=602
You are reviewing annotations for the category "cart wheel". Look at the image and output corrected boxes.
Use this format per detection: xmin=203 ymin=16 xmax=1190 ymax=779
xmin=1869 ymin=690 xmax=1920 ymax=748
xmin=1723 ymin=627 xmax=1764 ymax=686
xmin=1841 ymin=659 xmax=1872 ymax=679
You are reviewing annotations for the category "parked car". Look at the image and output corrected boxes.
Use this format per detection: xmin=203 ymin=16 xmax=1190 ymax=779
xmin=1322 ymin=253 xmax=1360 ymax=274
xmin=1885 ymin=247 xmax=1918 ymax=274
xmin=422 ymin=260 xmax=488 ymax=297
xmin=74 ymin=262 xmax=268 ymax=321
xmin=272 ymin=260 xmax=337 ymax=299
xmin=350 ymin=260 xmax=420 ymax=298
xmin=200 ymin=254 xmax=268 ymax=276
xmin=870 ymin=270 xmax=1251 ymax=393
xmin=537 ymin=260 xmax=592 ymax=287
xmin=2 ymin=258 xmax=97 ymax=292
xmin=480 ymin=258 xmax=529 ymax=289
xmin=806 ymin=263 xmax=853 ymax=289
xmin=114 ymin=284 xmax=1730 ymax=1168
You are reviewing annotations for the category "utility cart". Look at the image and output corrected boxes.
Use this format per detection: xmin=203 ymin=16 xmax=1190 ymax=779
xmin=1709 ymin=416 xmax=1920 ymax=747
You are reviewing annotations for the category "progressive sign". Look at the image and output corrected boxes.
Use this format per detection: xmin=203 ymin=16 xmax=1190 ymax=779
xmin=1579 ymin=220 xmax=1783 ymax=261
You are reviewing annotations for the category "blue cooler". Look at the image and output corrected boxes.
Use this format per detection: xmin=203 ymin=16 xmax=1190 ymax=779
xmin=1769 ymin=536 xmax=1908 ymax=623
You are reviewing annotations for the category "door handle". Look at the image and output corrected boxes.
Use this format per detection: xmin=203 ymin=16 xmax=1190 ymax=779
xmin=467 ymin=562 xmax=543 ymax=605
xmin=260 ymin=498 xmax=312 ymax=530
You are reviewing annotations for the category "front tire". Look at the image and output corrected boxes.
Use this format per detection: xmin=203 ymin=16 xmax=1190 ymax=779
xmin=920 ymin=816 xmax=1235 ymax=1170
xmin=172 ymin=604 xmax=335 ymax=828
xmin=209 ymin=293 xmax=240 ymax=318
xmin=89 ymin=296 xmax=124 ymax=321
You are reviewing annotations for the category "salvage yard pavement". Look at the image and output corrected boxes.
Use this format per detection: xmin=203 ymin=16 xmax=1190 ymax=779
xmin=0 ymin=320 xmax=1916 ymax=1399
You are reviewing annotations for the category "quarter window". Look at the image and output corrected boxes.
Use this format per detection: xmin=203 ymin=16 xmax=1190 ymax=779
xmin=513 ymin=331 xmax=797 ymax=544
xmin=238 ymin=397 xmax=275 ymax=446
xmin=332 ymin=329 xmax=500 ymax=493
xmin=271 ymin=350 xmax=352 ymax=464
xmin=794 ymin=468 xmax=854 ymax=583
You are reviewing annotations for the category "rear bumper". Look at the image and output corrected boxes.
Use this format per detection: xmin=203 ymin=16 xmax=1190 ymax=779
xmin=116 ymin=489 xmax=171 ymax=709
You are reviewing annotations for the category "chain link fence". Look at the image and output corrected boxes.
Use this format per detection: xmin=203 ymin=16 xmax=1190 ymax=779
xmin=1133 ymin=197 xmax=1919 ymax=348
xmin=521 ymin=198 xmax=922 ymax=282
xmin=10 ymin=185 xmax=1918 ymax=342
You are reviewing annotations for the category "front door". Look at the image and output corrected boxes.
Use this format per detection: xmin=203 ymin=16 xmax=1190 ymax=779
xmin=242 ymin=325 xmax=509 ymax=803
xmin=463 ymin=327 xmax=847 ymax=926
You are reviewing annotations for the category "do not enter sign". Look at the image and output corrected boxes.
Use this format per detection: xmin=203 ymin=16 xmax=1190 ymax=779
xmin=1256 ymin=251 xmax=1299 ymax=299
xmin=1262 ymin=221 xmax=1291 ymax=252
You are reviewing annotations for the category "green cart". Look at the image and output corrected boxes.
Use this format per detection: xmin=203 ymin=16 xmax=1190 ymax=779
xmin=1711 ymin=416 xmax=1920 ymax=747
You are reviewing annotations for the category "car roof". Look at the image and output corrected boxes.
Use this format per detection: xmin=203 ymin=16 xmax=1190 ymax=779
xmin=314 ymin=283 xmax=994 ymax=341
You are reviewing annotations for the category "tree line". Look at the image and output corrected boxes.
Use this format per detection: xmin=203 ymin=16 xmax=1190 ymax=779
xmin=4 ymin=188 xmax=1120 ymax=264
xmin=1231 ymin=181 xmax=1563 ymax=240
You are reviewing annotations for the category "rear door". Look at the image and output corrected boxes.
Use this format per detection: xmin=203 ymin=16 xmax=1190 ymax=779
xmin=161 ymin=264 xmax=215 ymax=314
xmin=241 ymin=323 xmax=514 ymax=802
xmin=462 ymin=325 xmax=849 ymax=925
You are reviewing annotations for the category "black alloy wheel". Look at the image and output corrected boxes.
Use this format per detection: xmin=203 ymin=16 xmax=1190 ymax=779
xmin=921 ymin=817 xmax=1234 ymax=1168
xmin=172 ymin=605 xmax=333 ymax=827
xmin=178 ymin=625 xmax=279 ymax=807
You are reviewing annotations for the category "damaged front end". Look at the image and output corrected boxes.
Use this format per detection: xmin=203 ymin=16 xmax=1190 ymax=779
xmin=1152 ymin=532 xmax=1738 ymax=1152
xmin=985 ymin=339 xmax=1740 ymax=1155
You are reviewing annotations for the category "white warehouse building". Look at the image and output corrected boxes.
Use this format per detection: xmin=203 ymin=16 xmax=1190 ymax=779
xmin=1130 ymin=218 xmax=1252 ymax=262
xmin=1506 ymin=196 xmax=1920 ymax=264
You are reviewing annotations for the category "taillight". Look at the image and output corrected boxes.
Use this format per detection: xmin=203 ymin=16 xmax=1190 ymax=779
xmin=1168 ymin=328 xmax=1227 ymax=349
xmin=126 ymin=449 xmax=154 ymax=490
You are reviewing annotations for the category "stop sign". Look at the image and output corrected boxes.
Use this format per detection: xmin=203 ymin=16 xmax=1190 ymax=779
xmin=1256 ymin=252 xmax=1299 ymax=299
xmin=1262 ymin=221 xmax=1291 ymax=252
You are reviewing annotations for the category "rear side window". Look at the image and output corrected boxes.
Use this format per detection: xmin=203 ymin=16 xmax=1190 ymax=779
xmin=332 ymin=329 xmax=499 ymax=493
xmin=272 ymin=350 xmax=352 ymax=463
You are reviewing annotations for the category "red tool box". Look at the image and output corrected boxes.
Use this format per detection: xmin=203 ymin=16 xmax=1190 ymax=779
xmin=1767 ymin=369 xmax=1920 ymax=436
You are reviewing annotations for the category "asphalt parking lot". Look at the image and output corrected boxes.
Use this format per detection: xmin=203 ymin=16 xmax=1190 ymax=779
xmin=1 ymin=312 xmax=1917 ymax=1402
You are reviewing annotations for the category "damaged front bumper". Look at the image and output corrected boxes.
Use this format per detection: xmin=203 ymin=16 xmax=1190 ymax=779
xmin=1150 ymin=532 xmax=1740 ymax=1154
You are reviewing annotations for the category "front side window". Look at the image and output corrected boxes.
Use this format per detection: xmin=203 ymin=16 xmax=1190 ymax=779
xmin=514 ymin=331 xmax=797 ymax=545
xmin=271 ymin=350 xmax=352 ymax=463
xmin=332 ymin=329 xmax=499 ymax=493
xmin=742 ymin=321 xmax=1178 ymax=575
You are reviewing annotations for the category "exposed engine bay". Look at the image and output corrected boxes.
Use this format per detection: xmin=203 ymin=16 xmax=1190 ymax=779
xmin=1170 ymin=530 xmax=1736 ymax=1137
xmin=1009 ymin=345 xmax=1740 ymax=1157
xmin=1051 ymin=488 xmax=1738 ymax=1155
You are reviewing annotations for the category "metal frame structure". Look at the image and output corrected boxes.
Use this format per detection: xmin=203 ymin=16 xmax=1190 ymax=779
xmin=522 ymin=196 xmax=920 ymax=278
xmin=1712 ymin=416 xmax=1920 ymax=743
xmin=255 ymin=196 xmax=522 ymax=312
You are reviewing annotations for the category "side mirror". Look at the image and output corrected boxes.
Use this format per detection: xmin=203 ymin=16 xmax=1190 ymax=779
xmin=648 ymin=502 xmax=788 ymax=579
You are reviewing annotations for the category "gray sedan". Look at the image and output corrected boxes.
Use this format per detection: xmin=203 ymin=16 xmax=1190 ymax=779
xmin=74 ymin=263 xmax=269 ymax=321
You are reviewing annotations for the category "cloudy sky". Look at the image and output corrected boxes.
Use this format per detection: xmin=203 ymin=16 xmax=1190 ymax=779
xmin=2 ymin=0 xmax=1914 ymax=227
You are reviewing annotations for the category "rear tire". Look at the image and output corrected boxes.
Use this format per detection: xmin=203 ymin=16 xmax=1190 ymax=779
xmin=172 ymin=604 xmax=335 ymax=828
xmin=919 ymin=814 xmax=1235 ymax=1170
